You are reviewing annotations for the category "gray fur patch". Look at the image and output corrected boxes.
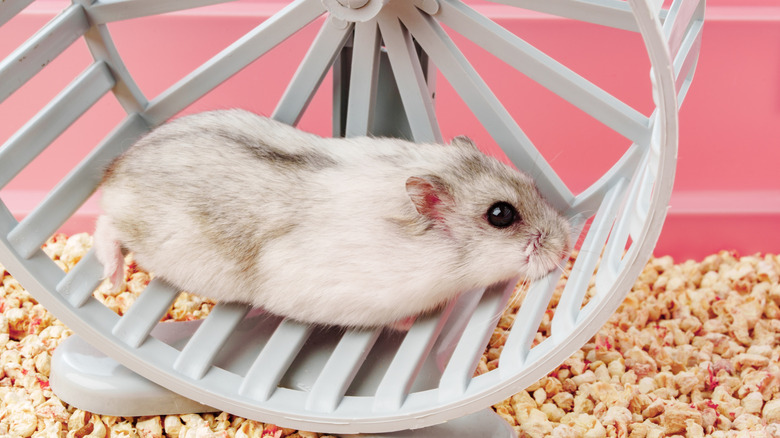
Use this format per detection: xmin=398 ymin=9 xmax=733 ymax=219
xmin=214 ymin=130 xmax=337 ymax=171
xmin=190 ymin=200 xmax=298 ymax=277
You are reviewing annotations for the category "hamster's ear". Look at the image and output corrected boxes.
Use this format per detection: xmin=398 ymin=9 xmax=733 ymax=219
xmin=406 ymin=175 xmax=454 ymax=221
xmin=450 ymin=136 xmax=478 ymax=150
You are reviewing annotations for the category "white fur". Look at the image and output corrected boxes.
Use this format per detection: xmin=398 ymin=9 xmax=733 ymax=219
xmin=97 ymin=109 xmax=571 ymax=327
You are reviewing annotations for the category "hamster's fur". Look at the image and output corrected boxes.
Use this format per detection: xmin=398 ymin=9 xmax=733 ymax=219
xmin=95 ymin=109 xmax=571 ymax=327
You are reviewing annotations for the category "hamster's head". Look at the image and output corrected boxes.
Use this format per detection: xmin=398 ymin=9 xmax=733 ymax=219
xmin=405 ymin=137 xmax=572 ymax=286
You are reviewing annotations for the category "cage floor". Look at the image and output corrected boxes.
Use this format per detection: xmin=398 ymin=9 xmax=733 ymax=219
xmin=0 ymin=233 xmax=778 ymax=438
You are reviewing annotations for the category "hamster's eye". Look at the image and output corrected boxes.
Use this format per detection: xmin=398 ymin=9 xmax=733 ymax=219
xmin=486 ymin=202 xmax=518 ymax=228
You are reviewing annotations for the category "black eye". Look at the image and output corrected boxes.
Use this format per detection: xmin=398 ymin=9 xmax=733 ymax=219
xmin=486 ymin=202 xmax=518 ymax=228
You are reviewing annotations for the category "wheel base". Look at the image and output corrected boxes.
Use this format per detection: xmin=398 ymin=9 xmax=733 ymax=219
xmin=51 ymin=334 xmax=515 ymax=437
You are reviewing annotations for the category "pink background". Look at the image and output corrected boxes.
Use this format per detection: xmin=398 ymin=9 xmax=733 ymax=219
xmin=1 ymin=0 xmax=779 ymax=261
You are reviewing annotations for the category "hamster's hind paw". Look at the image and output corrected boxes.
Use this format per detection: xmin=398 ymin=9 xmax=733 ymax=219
xmin=94 ymin=215 xmax=126 ymax=293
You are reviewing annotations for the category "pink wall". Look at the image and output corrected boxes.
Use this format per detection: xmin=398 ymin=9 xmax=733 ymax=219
xmin=1 ymin=1 xmax=779 ymax=261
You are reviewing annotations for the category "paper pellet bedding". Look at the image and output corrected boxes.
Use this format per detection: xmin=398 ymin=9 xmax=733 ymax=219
xmin=0 ymin=233 xmax=779 ymax=438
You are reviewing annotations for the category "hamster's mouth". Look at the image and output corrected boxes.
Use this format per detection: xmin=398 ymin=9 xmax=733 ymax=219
xmin=523 ymin=246 xmax=568 ymax=281
xmin=522 ymin=227 xmax=571 ymax=280
xmin=524 ymin=253 xmax=559 ymax=281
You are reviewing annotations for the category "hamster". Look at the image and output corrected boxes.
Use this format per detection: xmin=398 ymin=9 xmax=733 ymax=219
xmin=94 ymin=109 xmax=571 ymax=328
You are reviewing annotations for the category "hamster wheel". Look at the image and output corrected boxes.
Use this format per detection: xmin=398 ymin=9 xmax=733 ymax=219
xmin=0 ymin=0 xmax=703 ymax=435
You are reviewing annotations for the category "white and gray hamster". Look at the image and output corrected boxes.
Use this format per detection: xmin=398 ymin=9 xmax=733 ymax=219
xmin=94 ymin=109 xmax=571 ymax=328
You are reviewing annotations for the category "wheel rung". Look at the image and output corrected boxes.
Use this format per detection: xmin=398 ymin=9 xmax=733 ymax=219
xmin=0 ymin=4 xmax=90 ymax=104
xmin=173 ymin=302 xmax=250 ymax=380
xmin=86 ymin=0 xmax=235 ymax=24
xmin=372 ymin=302 xmax=455 ymax=412
xmin=599 ymin=181 xmax=639 ymax=295
xmin=238 ymin=319 xmax=312 ymax=402
xmin=0 ymin=62 xmax=116 ymax=189
xmin=438 ymin=280 xmax=514 ymax=400
xmin=548 ymin=181 xmax=627 ymax=342
xmin=663 ymin=0 xmax=702 ymax=59
xmin=56 ymin=248 xmax=104 ymax=308
xmin=305 ymin=329 xmax=380 ymax=413
xmin=431 ymin=287 xmax=488 ymax=371
xmin=674 ymin=20 xmax=703 ymax=98
xmin=498 ymin=273 xmax=558 ymax=377
xmin=111 ymin=277 xmax=180 ymax=348
xmin=6 ymin=114 xmax=148 ymax=260
xmin=0 ymin=0 xmax=35 ymax=28
xmin=272 ymin=17 xmax=353 ymax=126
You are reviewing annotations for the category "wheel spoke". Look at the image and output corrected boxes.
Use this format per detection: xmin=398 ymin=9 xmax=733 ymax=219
xmin=377 ymin=13 xmax=441 ymax=143
xmin=398 ymin=6 xmax=572 ymax=210
xmin=144 ymin=0 xmax=326 ymax=125
xmin=0 ymin=0 xmax=34 ymax=28
xmin=481 ymin=0 xmax=640 ymax=32
xmin=87 ymin=0 xmax=237 ymax=24
xmin=438 ymin=1 xmax=651 ymax=146
xmin=344 ymin=20 xmax=382 ymax=137
xmin=569 ymin=142 xmax=642 ymax=215
xmin=272 ymin=17 xmax=354 ymax=126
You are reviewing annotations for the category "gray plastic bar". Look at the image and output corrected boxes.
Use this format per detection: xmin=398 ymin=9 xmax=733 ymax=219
xmin=439 ymin=1 xmax=650 ymax=146
xmin=0 ymin=62 xmax=115 ymax=189
xmin=272 ymin=17 xmax=354 ymax=126
xmin=173 ymin=302 xmax=250 ymax=380
xmin=238 ymin=319 xmax=312 ymax=402
xmin=497 ymin=272 xmax=560 ymax=377
xmin=306 ymin=329 xmax=381 ymax=412
xmin=143 ymin=0 xmax=326 ymax=126
xmin=433 ymin=288 xmax=487 ymax=371
xmin=597 ymin=197 xmax=642 ymax=296
xmin=86 ymin=0 xmax=236 ymax=24
xmin=111 ymin=278 xmax=180 ymax=348
xmin=56 ymin=249 xmax=105 ymax=308
xmin=598 ymin=165 xmax=650 ymax=294
xmin=485 ymin=0 xmax=639 ymax=32
xmin=568 ymin=143 xmax=641 ymax=216
xmin=673 ymin=20 xmax=703 ymax=100
xmin=0 ymin=0 xmax=35 ymax=28
xmin=0 ymin=4 xmax=90 ymax=104
xmin=377 ymin=13 xmax=441 ymax=144
xmin=344 ymin=21 xmax=381 ymax=138
xmin=372 ymin=302 xmax=455 ymax=412
xmin=398 ymin=7 xmax=573 ymax=211
xmin=7 ymin=115 xmax=149 ymax=259
xmin=81 ymin=23 xmax=149 ymax=115
xmin=546 ymin=180 xmax=627 ymax=344
xmin=438 ymin=280 xmax=515 ymax=400
xmin=663 ymin=0 xmax=702 ymax=59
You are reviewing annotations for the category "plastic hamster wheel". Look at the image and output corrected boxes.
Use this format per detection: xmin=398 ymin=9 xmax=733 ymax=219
xmin=0 ymin=0 xmax=703 ymax=435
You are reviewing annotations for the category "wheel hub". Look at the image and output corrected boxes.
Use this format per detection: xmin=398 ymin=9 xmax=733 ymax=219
xmin=322 ymin=0 xmax=439 ymax=22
